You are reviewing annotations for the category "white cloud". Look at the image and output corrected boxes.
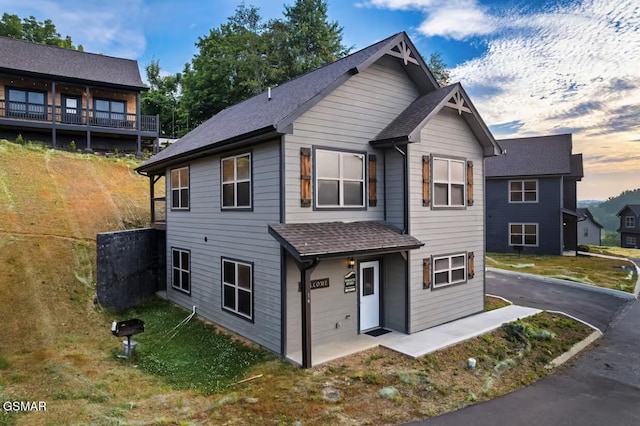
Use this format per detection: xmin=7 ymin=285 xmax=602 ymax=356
xmin=0 ymin=0 xmax=147 ymax=59
xmin=360 ymin=0 xmax=496 ymax=39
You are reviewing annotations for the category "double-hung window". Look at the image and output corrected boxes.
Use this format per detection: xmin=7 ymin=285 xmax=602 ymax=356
xmin=94 ymin=99 xmax=126 ymax=122
xmin=432 ymin=157 xmax=465 ymax=207
xmin=171 ymin=248 xmax=190 ymax=294
xmin=315 ymin=149 xmax=365 ymax=208
xmin=510 ymin=180 xmax=538 ymax=203
xmin=625 ymin=216 xmax=635 ymax=228
xmin=171 ymin=166 xmax=189 ymax=209
xmin=510 ymin=223 xmax=538 ymax=246
xmin=7 ymin=88 xmax=46 ymax=119
xmin=433 ymin=254 xmax=466 ymax=288
xmin=627 ymin=236 xmax=637 ymax=246
xmin=222 ymin=258 xmax=253 ymax=320
xmin=222 ymin=153 xmax=251 ymax=209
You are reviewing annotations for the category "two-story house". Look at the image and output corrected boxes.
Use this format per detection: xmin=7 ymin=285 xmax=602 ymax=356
xmin=617 ymin=204 xmax=640 ymax=248
xmin=485 ymin=134 xmax=583 ymax=255
xmin=0 ymin=36 xmax=159 ymax=153
xmin=577 ymin=207 xmax=603 ymax=246
xmin=136 ymin=32 xmax=501 ymax=368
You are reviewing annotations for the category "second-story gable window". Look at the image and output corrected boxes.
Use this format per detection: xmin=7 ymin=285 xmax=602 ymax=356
xmin=625 ymin=216 xmax=635 ymax=228
xmin=222 ymin=153 xmax=252 ymax=209
xmin=171 ymin=166 xmax=189 ymax=210
xmin=509 ymin=180 xmax=538 ymax=203
xmin=432 ymin=157 xmax=465 ymax=207
xmin=315 ymin=149 xmax=365 ymax=208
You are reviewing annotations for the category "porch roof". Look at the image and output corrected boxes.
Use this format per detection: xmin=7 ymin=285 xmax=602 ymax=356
xmin=268 ymin=221 xmax=424 ymax=263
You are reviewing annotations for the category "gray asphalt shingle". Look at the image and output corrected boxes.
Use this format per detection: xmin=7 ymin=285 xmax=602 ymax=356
xmin=0 ymin=36 xmax=144 ymax=89
xmin=486 ymin=134 xmax=576 ymax=177
xmin=268 ymin=221 xmax=424 ymax=261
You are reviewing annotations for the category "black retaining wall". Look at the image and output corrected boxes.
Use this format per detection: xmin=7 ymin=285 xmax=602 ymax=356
xmin=97 ymin=228 xmax=166 ymax=312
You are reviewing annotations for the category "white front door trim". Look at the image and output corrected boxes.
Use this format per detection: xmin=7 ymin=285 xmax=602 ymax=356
xmin=359 ymin=260 xmax=380 ymax=331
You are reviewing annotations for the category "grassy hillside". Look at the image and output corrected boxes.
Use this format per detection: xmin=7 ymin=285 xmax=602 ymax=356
xmin=0 ymin=141 xmax=167 ymax=424
xmin=589 ymin=188 xmax=640 ymax=232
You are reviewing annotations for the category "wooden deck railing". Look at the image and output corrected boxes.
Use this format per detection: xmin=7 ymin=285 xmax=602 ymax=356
xmin=0 ymin=99 xmax=158 ymax=133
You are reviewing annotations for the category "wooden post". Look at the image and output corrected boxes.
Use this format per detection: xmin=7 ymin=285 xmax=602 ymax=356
xmin=150 ymin=175 xmax=155 ymax=225
xmin=51 ymin=82 xmax=56 ymax=148
xmin=85 ymin=85 xmax=92 ymax=152
xmin=300 ymin=259 xmax=318 ymax=368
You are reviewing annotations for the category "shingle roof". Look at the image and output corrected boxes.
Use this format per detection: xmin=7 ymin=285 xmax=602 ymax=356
xmin=138 ymin=33 xmax=407 ymax=172
xmin=0 ymin=36 xmax=144 ymax=89
xmin=373 ymin=84 xmax=456 ymax=142
xmin=577 ymin=208 xmax=603 ymax=228
xmin=268 ymin=221 xmax=424 ymax=262
xmin=486 ymin=134 xmax=577 ymax=177
xmin=617 ymin=204 xmax=640 ymax=217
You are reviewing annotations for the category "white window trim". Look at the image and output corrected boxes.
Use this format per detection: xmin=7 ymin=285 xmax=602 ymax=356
xmin=221 ymin=153 xmax=252 ymax=209
xmin=170 ymin=166 xmax=189 ymax=210
xmin=432 ymin=157 xmax=466 ymax=208
xmin=222 ymin=259 xmax=253 ymax=320
xmin=625 ymin=216 xmax=635 ymax=228
xmin=508 ymin=179 xmax=538 ymax=203
xmin=627 ymin=236 xmax=637 ymax=246
xmin=171 ymin=248 xmax=190 ymax=294
xmin=315 ymin=149 xmax=366 ymax=208
xmin=509 ymin=222 xmax=539 ymax=247
xmin=432 ymin=253 xmax=467 ymax=288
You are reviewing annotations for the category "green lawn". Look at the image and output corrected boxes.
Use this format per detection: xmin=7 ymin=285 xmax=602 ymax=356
xmin=487 ymin=252 xmax=637 ymax=293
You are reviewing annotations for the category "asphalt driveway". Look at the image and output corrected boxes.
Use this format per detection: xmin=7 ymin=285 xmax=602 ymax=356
xmin=486 ymin=269 xmax=630 ymax=332
xmin=408 ymin=270 xmax=640 ymax=426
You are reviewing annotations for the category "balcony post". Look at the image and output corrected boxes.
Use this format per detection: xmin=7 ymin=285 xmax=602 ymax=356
xmin=150 ymin=174 xmax=155 ymax=225
xmin=136 ymin=92 xmax=141 ymax=131
xmin=51 ymin=81 xmax=56 ymax=148
xmin=85 ymin=85 xmax=92 ymax=153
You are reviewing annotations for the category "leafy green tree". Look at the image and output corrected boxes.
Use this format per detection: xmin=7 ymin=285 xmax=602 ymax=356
xmin=426 ymin=52 xmax=451 ymax=86
xmin=141 ymin=60 xmax=181 ymax=137
xmin=0 ymin=13 xmax=82 ymax=50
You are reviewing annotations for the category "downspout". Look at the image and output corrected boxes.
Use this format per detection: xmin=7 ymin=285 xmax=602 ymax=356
xmin=300 ymin=257 xmax=320 ymax=368
xmin=394 ymin=143 xmax=408 ymax=234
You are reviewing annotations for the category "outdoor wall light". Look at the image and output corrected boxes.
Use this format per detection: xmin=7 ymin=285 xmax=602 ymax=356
xmin=348 ymin=258 xmax=355 ymax=269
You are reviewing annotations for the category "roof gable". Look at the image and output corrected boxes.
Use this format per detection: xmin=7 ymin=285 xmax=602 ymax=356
xmin=138 ymin=32 xmax=442 ymax=172
xmin=0 ymin=36 xmax=144 ymax=89
xmin=486 ymin=134 xmax=578 ymax=177
xmin=370 ymin=83 xmax=500 ymax=157
xmin=617 ymin=204 xmax=640 ymax=217
xmin=577 ymin=208 xmax=603 ymax=228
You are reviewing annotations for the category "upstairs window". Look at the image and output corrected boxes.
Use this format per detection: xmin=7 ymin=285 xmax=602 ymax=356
xmin=170 ymin=166 xmax=189 ymax=210
xmin=315 ymin=149 xmax=365 ymax=208
xmin=625 ymin=216 xmax=635 ymax=228
xmin=222 ymin=153 xmax=252 ymax=209
xmin=7 ymin=88 xmax=46 ymax=119
xmin=432 ymin=157 xmax=465 ymax=207
xmin=510 ymin=223 xmax=538 ymax=246
xmin=510 ymin=180 xmax=538 ymax=203
xmin=94 ymin=99 xmax=126 ymax=121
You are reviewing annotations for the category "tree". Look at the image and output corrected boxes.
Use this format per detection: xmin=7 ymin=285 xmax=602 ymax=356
xmin=179 ymin=1 xmax=350 ymax=127
xmin=273 ymin=0 xmax=350 ymax=80
xmin=141 ymin=60 xmax=182 ymax=138
xmin=427 ymin=52 xmax=451 ymax=86
xmin=0 ymin=13 xmax=82 ymax=50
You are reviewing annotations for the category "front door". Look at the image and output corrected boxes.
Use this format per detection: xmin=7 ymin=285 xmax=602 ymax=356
xmin=61 ymin=95 xmax=82 ymax=124
xmin=359 ymin=260 xmax=380 ymax=331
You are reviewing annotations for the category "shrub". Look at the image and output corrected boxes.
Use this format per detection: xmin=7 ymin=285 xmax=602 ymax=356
xmin=16 ymin=134 xmax=24 ymax=144
xmin=69 ymin=141 xmax=77 ymax=152
xmin=577 ymin=245 xmax=590 ymax=252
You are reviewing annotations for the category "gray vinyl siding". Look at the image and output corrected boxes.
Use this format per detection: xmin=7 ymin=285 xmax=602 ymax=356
xmin=165 ymin=139 xmax=282 ymax=353
xmin=407 ymin=108 xmax=486 ymax=333
xmin=486 ymin=177 xmax=563 ymax=255
xmin=383 ymin=253 xmax=407 ymax=332
xmin=577 ymin=219 xmax=602 ymax=246
xmin=385 ymin=149 xmax=405 ymax=229
xmin=286 ymin=256 xmax=358 ymax=359
xmin=284 ymin=56 xmax=419 ymax=223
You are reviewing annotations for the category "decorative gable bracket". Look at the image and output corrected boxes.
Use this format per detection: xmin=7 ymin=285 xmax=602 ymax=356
xmin=444 ymin=90 xmax=471 ymax=115
xmin=387 ymin=40 xmax=420 ymax=66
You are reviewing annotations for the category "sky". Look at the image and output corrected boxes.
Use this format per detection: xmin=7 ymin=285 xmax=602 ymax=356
xmin=1 ymin=0 xmax=638 ymax=200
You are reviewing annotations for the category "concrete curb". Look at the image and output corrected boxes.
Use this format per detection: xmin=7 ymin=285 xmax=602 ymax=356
xmin=486 ymin=267 xmax=636 ymax=300
xmin=545 ymin=330 xmax=602 ymax=369
xmin=486 ymin=293 xmax=513 ymax=305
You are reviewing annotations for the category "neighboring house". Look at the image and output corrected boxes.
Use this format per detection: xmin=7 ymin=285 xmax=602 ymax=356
xmin=617 ymin=204 xmax=640 ymax=248
xmin=577 ymin=208 xmax=603 ymax=246
xmin=485 ymin=134 xmax=583 ymax=255
xmin=135 ymin=32 xmax=501 ymax=368
xmin=0 ymin=36 xmax=159 ymax=153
